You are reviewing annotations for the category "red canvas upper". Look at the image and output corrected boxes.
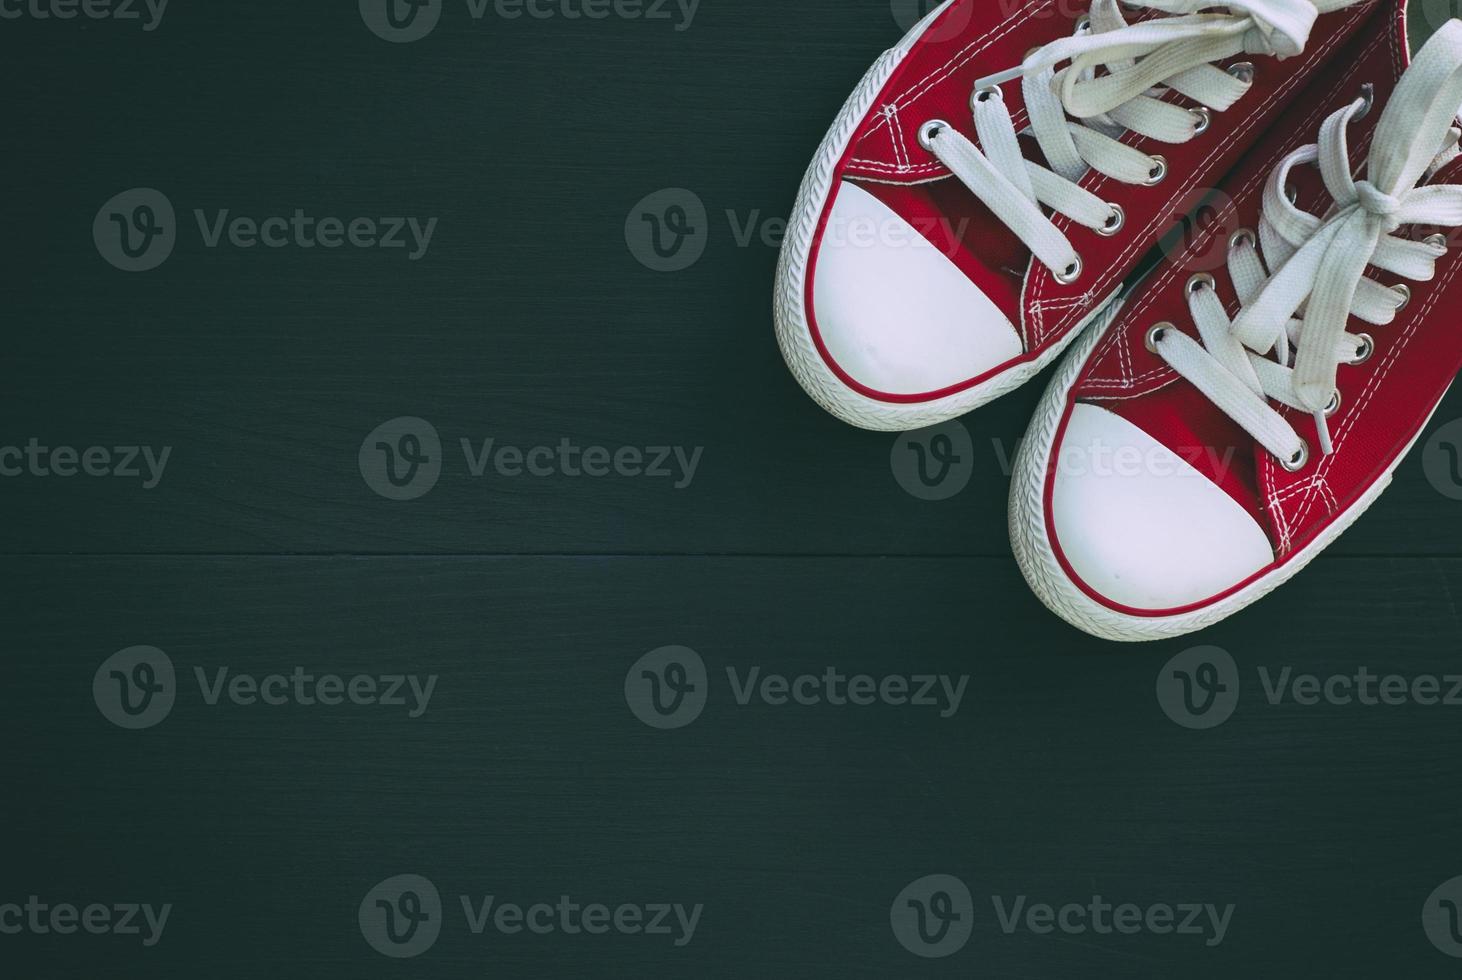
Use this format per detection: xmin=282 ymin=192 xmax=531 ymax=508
xmin=1045 ymin=6 xmax=1462 ymax=614
xmin=804 ymin=0 xmax=1383 ymax=403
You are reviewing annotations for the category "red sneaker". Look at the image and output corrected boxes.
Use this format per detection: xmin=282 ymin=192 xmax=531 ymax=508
xmin=1011 ymin=15 xmax=1462 ymax=640
xmin=776 ymin=0 xmax=1380 ymax=430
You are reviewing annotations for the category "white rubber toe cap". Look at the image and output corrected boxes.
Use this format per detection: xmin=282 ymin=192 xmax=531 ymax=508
xmin=811 ymin=181 xmax=1023 ymax=395
xmin=1051 ymin=403 xmax=1274 ymax=611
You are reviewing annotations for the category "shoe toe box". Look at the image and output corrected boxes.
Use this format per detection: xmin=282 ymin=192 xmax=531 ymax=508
xmin=811 ymin=181 xmax=1023 ymax=396
xmin=1050 ymin=404 xmax=1274 ymax=611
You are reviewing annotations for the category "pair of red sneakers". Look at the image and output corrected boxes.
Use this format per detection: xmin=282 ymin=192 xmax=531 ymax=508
xmin=776 ymin=0 xmax=1462 ymax=640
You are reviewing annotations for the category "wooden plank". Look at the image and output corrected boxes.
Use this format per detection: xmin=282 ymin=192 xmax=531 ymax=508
xmin=4 ymin=555 xmax=1461 ymax=975
xmin=7 ymin=2 xmax=1462 ymax=556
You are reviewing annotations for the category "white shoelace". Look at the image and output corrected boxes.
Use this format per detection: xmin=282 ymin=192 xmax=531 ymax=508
xmin=1152 ymin=18 xmax=1462 ymax=471
xmin=917 ymin=0 xmax=1358 ymax=282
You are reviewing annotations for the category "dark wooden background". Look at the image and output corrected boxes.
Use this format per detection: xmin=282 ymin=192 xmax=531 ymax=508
xmin=4 ymin=1 xmax=1462 ymax=976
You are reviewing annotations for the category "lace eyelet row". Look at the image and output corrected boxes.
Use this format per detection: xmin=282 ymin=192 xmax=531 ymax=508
xmin=1133 ymin=79 xmax=1410 ymax=477
xmin=918 ymin=47 xmax=1260 ymax=287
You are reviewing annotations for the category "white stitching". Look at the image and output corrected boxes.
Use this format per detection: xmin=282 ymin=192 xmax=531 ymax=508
xmin=1278 ymin=222 xmax=1462 ymax=535
xmin=1078 ymin=20 xmax=1388 ymax=390
xmin=1026 ymin=6 xmax=1378 ymax=342
xmin=885 ymin=106 xmax=910 ymax=170
xmin=854 ymin=0 xmax=1050 ymax=152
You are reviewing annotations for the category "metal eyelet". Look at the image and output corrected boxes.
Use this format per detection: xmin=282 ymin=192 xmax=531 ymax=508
xmin=1324 ymin=389 xmax=1342 ymax=418
xmin=971 ymin=85 xmax=1002 ymax=110
xmin=1348 ymin=332 xmax=1375 ymax=365
xmin=1190 ymin=107 xmax=1212 ymax=135
xmin=1229 ymin=227 xmax=1257 ymax=249
xmin=1143 ymin=155 xmax=1168 ymax=186
xmin=1145 ymin=322 xmax=1173 ymax=353
xmin=1055 ymin=256 xmax=1083 ymax=284
xmin=1392 ymin=282 xmax=1411 ymax=311
xmin=1187 ymin=273 xmax=1216 ymax=295
xmin=1425 ymin=232 xmax=1448 ymax=249
xmin=1281 ymin=442 xmax=1310 ymax=473
xmin=917 ymin=119 xmax=950 ymax=151
xmin=1097 ymin=204 xmax=1125 ymax=237
xmin=1284 ymin=183 xmax=1299 ymax=205
xmin=1356 ymin=82 xmax=1375 ymax=121
xmin=1227 ymin=61 xmax=1256 ymax=84
xmin=1075 ymin=15 xmax=1091 ymax=33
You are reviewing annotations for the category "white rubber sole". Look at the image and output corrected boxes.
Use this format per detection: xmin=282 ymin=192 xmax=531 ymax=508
xmin=772 ymin=1 xmax=1120 ymax=432
xmin=1009 ymin=302 xmax=1437 ymax=643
